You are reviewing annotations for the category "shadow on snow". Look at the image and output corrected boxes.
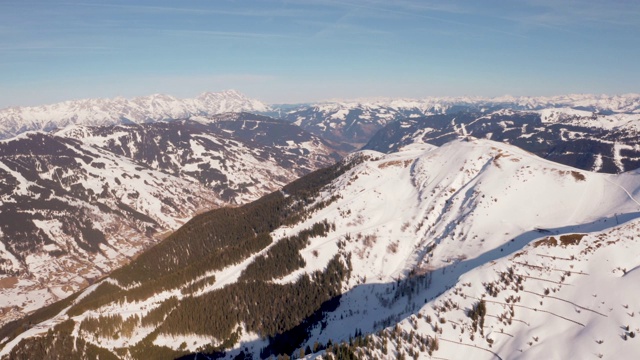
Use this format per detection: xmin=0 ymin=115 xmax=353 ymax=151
xmin=177 ymin=211 xmax=640 ymax=360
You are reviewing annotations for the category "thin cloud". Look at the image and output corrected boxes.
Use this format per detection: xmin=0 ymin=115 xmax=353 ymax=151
xmin=69 ymin=2 xmax=313 ymax=18
xmin=359 ymin=0 xmax=470 ymax=15
xmin=300 ymin=18 xmax=391 ymax=38
xmin=162 ymin=29 xmax=299 ymax=40
xmin=336 ymin=0 xmax=639 ymax=35
xmin=495 ymin=0 xmax=640 ymax=29
xmin=0 ymin=44 xmax=113 ymax=54
xmin=291 ymin=0 xmax=529 ymax=38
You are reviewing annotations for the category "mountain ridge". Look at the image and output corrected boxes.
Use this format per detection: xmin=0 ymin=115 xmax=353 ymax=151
xmin=3 ymin=90 xmax=640 ymax=143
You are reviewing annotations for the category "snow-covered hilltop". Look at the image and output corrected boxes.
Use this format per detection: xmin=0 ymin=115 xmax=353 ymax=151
xmin=0 ymin=90 xmax=270 ymax=139
xmin=363 ymin=109 xmax=640 ymax=173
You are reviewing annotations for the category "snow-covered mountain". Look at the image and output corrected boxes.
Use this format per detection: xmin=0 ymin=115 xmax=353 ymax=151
xmin=278 ymin=93 xmax=640 ymax=149
xmin=0 ymin=116 xmax=338 ymax=327
xmin=4 ymin=137 xmax=640 ymax=359
xmin=0 ymin=90 xmax=270 ymax=140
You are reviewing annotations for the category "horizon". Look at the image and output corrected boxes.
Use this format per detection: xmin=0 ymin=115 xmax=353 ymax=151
xmin=1 ymin=1 xmax=639 ymax=108
xmin=3 ymin=89 xmax=640 ymax=111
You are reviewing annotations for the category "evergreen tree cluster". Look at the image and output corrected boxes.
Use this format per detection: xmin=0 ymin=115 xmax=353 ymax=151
xmin=467 ymin=300 xmax=487 ymax=333
xmin=159 ymin=255 xmax=349 ymax=341
xmin=79 ymin=314 xmax=140 ymax=339
xmin=180 ymin=276 xmax=217 ymax=296
xmin=240 ymin=220 xmax=334 ymax=282
xmin=140 ymin=296 xmax=179 ymax=327
xmin=68 ymin=282 xmax=122 ymax=317
xmin=0 ymin=291 xmax=81 ymax=346
xmin=8 ymin=319 xmax=119 ymax=360
xmin=65 ymin=155 xmax=361 ymax=317
xmin=323 ymin=326 xmax=440 ymax=360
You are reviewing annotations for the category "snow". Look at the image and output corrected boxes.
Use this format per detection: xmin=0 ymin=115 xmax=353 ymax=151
xmin=153 ymin=333 xmax=213 ymax=352
xmin=0 ymin=238 xmax=20 ymax=271
xmin=539 ymin=107 xmax=593 ymax=123
xmin=0 ymin=161 xmax=31 ymax=197
xmin=538 ymin=108 xmax=640 ymax=131
xmin=309 ymin=94 xmax=640 ymax=118
xmin=0 ymin=132 xmax=223 ymax=327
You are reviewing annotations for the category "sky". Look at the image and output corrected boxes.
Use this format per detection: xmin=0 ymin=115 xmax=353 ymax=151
xmin=0 ymin=0 xmax=639 ymax=107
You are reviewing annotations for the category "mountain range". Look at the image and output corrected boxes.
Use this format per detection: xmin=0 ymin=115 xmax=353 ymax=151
xmin=2 ymin=90 xmax=640 ymax=359
xmin=0 ymin=90 xmax=269 ymax=140
xmin=3 ymin=90 xmax=640 ymax=147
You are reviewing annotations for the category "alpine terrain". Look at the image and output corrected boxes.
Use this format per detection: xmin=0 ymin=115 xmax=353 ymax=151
xmin=3 ymin=135 xmax=640 ymax=359
xmin=4 ymin=0 xmax=638 ymax=357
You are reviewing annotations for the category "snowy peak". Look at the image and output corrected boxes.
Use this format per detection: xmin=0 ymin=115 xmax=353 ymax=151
xmin=263 ymin=139 xmax=640 ymax=359
xmin=0 ymin=90 xmax=271 ymax=139
xmin=313 ymin=93 xmax=640 ymax=113
xmin=195 ymin=90 xmax=270 ymax=113
xmin=323 ymin=138 xmax=639 ymax=275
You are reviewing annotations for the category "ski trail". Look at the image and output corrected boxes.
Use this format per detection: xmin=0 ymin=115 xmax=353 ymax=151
xmin=605 ymin=177 xmax=640 ymax=207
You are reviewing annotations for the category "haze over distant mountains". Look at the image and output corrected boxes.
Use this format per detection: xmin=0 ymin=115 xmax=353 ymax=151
xmin=0 ymin=90 xmax=268 ymax=139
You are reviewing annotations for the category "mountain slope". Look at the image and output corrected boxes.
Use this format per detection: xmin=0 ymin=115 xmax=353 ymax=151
xmin=0 ymin=132 xmax=217 ymax=325
xmin=3 ymin=138 xmax=640 ymax=359
xmin=0 ymin=90 xmax=269 ymax=139
xmin=56 ymin=113 xmax=340 ymax=204
xmin=280 ymin=102 xmax=430 ymax=149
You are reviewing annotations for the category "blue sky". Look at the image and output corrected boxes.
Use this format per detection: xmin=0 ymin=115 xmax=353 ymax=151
xmin=1 ymin=0 xmax=638 ymax=107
